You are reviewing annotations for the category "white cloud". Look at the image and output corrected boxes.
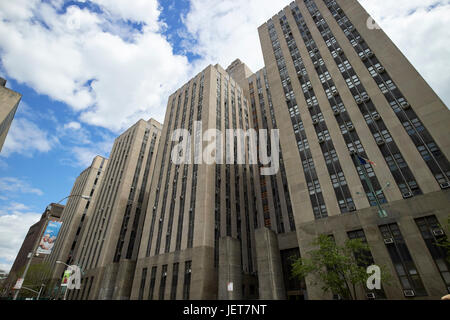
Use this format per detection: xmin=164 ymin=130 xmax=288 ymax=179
xmin=0 ymin=177 xmax=44 ymax=196
xmin=64 ymin=121 xmax=81 ymax=130
xmin=1 ymin=118 xmax=58 ymax=157
xmin=0 ymin=203 xmax=41 ymax=272
xmin=0 ymin=1 xmax=190 ymax=132
xmin=0 ymin=0 xmax=448 ymax=136
xmin=182 ymin=0 xmax=293 ymax=72
xmin=359 ymin=0 xmax=450 ymax=107
xmin=91 ymin=0 xmax=162 ymax=30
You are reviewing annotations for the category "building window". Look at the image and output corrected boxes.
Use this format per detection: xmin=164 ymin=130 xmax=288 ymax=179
xmin=148 ymin=266 xmax=157 ymax=300
xmin=138 ymin=268 xmax=147 ymax=300
xmin=159 ymin=264 xmax=168 ymax=300
xmin=415 ymin=216 xmax=450 ymax=292
xmin=170 ymin=263 xmax=179 ymax=300
xmin=347 ymin=229 xmax=386 ymax=299
xmin=183 ymin=261 xmax=192 ymax=300
xmin=379 ymin=223 xmax=427 ymax=297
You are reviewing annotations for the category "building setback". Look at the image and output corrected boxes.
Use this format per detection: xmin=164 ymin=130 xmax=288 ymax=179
xmin=70 ymin=119 xmax=162 ymax=300
xmin=43 ymin=155 xmax=108 ymax=297
xmin=0 ymin=77 xmax=21 ymax=153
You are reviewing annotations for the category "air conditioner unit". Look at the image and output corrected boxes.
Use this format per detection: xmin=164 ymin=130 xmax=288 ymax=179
xmin=334 ymin=109 xmax=341 ymax=116
xmin=377 ymin=67 xmax=386 ymax=73
xmin=363 ymin=96 xmax=371 ymax=102
xmin=349 ymin=150 xmax=357 ymax=156
xmin=315 ymin=63 xmax=320 ymax=69
xmin=163 ymin=272 xmax=167 ymax=277
xmin=356 ymin=99 xmax=363 ymax=105
xmin=373 ymin=114 xmax=381 ymax=121
xmin=337 ymin=49 xmax=344 ymax=55
xmin=383 ymin=238 xmax=394 ymax=244
xmin=348 ymin=26 xmax=354 ymax=31
xmin=401 ymin=103 xmax=411 ymax=110
xmin=187 ymin=269 xmax=192 ymax=274
xmin=403 ymin=192 xmax=413 ymax=199
xmin=336 ymin=8 xmax=342 ymax=13
xmin=313 ymin=119 xmax=319 ymax=125
xmin=358 ymin=38 xmax=364 ymax=43
xmin=348 ymin=125 xmax=355 ymax=131
xmin=403 ymin=290 xmax=415 ymax=297
xmin=314 ymin=48 xmax=319 ymax=53
xmin=307 ymin=84 xmax=313 ymax=89
xmin=308 ymin=104 xmax=314 ymax=109
xmin=348 ymin=204 xmax=356 ymax=212
xmin=376 ymin=139 xmax=385 ymax=146
xmin=436 ymin=182 xmax=450 ymax=191
xmin=318 ymin=137 xmax=325 ymax=144
xmin=366 ymin=292 xmax=376 ymax=299
xmin=432 ymin=229 xmax=445 ymax=237
xmin=367 ymin=52 xmax=374 ymax=58
xmin=361 ymin=55 xmax=368 ymax=61
xmin=332 ymin=90 xmax=339 ymax=96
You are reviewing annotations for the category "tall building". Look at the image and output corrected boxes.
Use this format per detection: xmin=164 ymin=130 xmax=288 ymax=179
xmin=5 ymin=203 xmax=65 ymax=295
xmin=0 ymin=77 xmax=21 ymax=153
xmin=43 ymin=156 xmax=108 ymax=296
xmin=130 ymin=65 xmax=262 ymax=300
xmin=256 ymin=0 xmax=450 ymax=299
xmin=23 ymin=0 xmax=449 ymax=301
xmin=71 ymin=119 xmax=162 ymax=300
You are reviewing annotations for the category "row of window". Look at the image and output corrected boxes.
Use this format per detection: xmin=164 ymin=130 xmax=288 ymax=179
xmin=339 ymin=214 xmax=448 ymax=298
xmin=268 ymin=19 xmax=329 ymax=220
xmin=288 ymin=2 xmax=388 ymax=208
xmin=278 ymin=11 xmax=356 ymax=214
xmin=301 ymin=0 xmax=422 ymax=199
xmin=138 ymin=260 xmax=192 ymax=300
xmin=323 ymin=0 xmax=450 ymax=189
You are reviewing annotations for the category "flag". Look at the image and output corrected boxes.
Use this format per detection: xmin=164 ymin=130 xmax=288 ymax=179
xmin=357 ymin=155 xmax=376 ymax=166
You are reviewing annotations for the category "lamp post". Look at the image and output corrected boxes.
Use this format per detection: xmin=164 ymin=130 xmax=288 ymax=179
xmin=13 ymin=195 xmax=91 ymax=300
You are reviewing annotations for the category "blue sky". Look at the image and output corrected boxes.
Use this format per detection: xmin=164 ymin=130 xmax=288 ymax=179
xmin=0 ymin=0 xmax=449 ymax=272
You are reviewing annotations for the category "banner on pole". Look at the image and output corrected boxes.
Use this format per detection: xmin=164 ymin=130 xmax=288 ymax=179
xmin=36 ymin=220 xmax=62 ymax=255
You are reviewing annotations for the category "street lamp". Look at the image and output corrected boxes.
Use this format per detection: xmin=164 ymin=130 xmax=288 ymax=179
xmin=13 ymin=194 xmax=91 ymax=300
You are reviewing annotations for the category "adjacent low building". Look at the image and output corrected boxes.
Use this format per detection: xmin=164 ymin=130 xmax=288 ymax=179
xmin=0 ymin=77 xmax=21 ymax=153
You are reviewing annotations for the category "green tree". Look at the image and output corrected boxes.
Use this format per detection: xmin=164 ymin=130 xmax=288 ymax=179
xmin=14 ymin=262 xmax=52 ymax=299
xmin=438 ymin=216 xmax=450 ymax=264
xmin=291 ymin=235 xmax=390 ymax=300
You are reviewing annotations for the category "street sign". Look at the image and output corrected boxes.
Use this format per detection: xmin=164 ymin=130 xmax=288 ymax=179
xmin=13 ymin=278 xmax=24 ymax=290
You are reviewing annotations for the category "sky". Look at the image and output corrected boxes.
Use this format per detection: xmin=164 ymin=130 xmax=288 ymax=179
xmin=0 ymin=0 xmax=449 ymax=273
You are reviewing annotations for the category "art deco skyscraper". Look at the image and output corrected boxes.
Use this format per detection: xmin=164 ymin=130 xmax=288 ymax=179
xmin=71 ymin=119 xmax=161 ymax=300
xmin=43 ymin=156 xmax=108 ymax=295
xmin=130 ymin=64 xmax=263 ymax=300
xmin=257 ymin=0 xmax=450 ymax=299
